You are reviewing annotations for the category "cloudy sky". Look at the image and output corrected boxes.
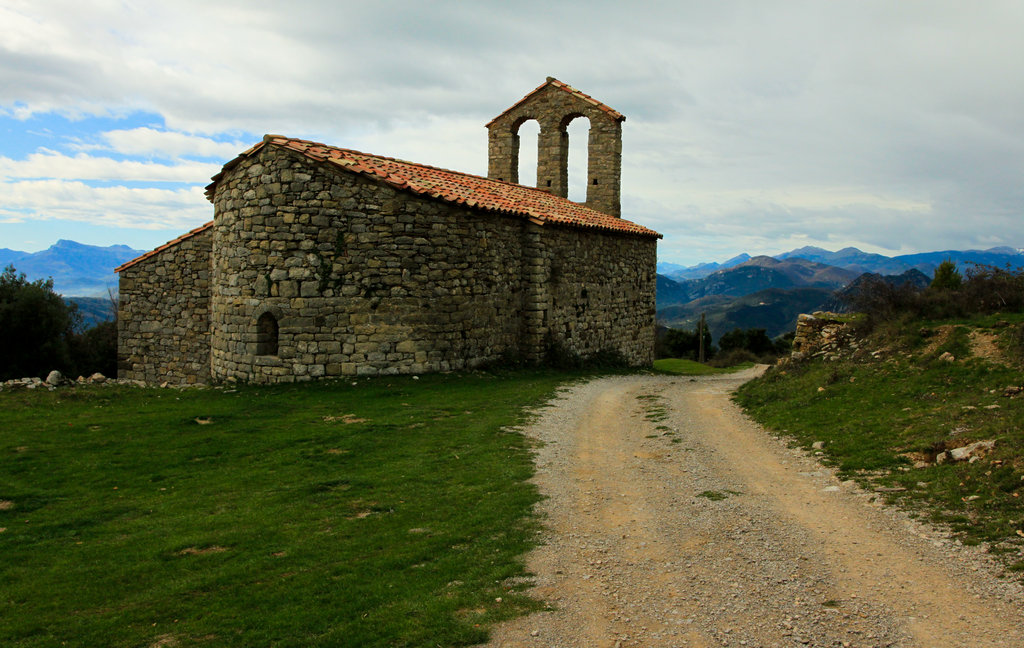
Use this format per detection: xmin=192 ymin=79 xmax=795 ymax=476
xmin=1 ymin=0 xmax=1021 ymax=265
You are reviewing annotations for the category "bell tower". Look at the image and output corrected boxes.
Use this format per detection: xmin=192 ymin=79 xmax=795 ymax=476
xmin=486 ymin=78 xmax=624 ymax=218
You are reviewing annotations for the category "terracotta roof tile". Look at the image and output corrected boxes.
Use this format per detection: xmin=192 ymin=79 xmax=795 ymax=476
xmin=484 ymin=77 xmax=625 ymax=127
xmin=205 ymin=135 xmax=660 ymax=240
xmin=115 ymin=221 xmax=213 ymax=272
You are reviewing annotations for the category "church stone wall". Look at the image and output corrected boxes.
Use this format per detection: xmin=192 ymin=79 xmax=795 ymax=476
xmin=117 ymin=229 xmax=212 ymax=384
xmin=119 ymin=138 xmax=656 ymax=386
xmin=209 ymin=147 xmax=529 ymax=382
xmin=542 ymin=226 xmax=657 ymax=365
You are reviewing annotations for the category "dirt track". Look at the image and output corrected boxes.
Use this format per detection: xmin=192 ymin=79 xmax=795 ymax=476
xmin=484 ymin=370 xmax=1024 ymax=648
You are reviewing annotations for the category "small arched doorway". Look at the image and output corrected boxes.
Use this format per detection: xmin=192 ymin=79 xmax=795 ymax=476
xmin=256 ymin=312 xmax=279 ymax=356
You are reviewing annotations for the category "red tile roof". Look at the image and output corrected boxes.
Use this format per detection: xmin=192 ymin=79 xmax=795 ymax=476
xmin=119 ymin=130 xmax=659 ymax=273
xmin=114 ymin=221 xmax=213 ymax=272
xmin=205 ymin=135 xmax=659 ymax=239
xmin=485 ymin=77 xmax=625 ymax=127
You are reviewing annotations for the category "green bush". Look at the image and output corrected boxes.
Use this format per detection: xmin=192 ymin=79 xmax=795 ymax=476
xmin=659 ymin=325 xmax=715 ymax=361
xmin=931 ymin=259 xmax=963 ymax=290
xmin=67 ymin=320 xmax=118 ymax=378
xmin=0 ymin=265 xmax=118 ymax=380
xmin=708 ymin=348 xmax=759 ymax=368
xmin=843 ymin=263 xmax=1024 ymax=331
xmin=0 ymin=265 xmax=77 ymax=380
xmin=718 ymin=328 xmax=776 ymax=356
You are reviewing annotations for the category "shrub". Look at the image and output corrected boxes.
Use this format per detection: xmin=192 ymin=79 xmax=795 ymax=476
xmin=67 ymin=320 xmax=118 ymax=378
xmin=0 ymin=265 xmax=119 ymax=380
xmin=708 ymin=348 xmax=758 ymax=368
xmin=930 ymin=259 xmax=963 ymax=290
xmin=660 ymin=324 xmax=715 ymax=361
xmin=773 ymin=331 xmax=795 ymax=355
xmin=842 ymin=263 xmax=1024 ymax=332
xmin=718 ymin=328 xmax=776 ymax=356
xmin=0 ymin=265 xmax=78 ymax=380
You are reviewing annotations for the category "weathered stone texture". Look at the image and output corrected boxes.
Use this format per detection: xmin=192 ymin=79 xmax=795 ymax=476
xmin=117 ymin=229 xmax=212 ymax=384
xmin=488 ymin=79 xmax=624 ymax=218
xmin=209 ymin=148 xmax=532 ymax=382
xmin=542 ymin=226 xmax=657 ymax=365
xmin=791 ymin=312 xmax=858 ymax=360
xmin=118 ymin=80 xmax=658 ymax=385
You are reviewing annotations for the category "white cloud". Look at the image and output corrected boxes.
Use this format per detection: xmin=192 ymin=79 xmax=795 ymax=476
xmin=0 ymin=150 xmax=220 ymax=183
xmin=1 ymin=1 xmax=1023 ymax=261
xmin=0 ymin=179 xmax=210 ymax=230
xmin=100 ymin=128 xmax=247 ymax=160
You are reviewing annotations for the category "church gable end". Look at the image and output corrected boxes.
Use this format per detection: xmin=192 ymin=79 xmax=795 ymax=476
xmin=117 ymin=225 xmax=212 ymax=384
xmin=206 ymin=147 xmax=529 ymax=382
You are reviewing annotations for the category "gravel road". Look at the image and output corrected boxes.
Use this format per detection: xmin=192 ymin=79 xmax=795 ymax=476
xmin=484 ymin=370 xmax=1024 ymax=648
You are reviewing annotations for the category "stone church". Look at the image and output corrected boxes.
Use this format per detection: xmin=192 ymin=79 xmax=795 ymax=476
xmin=116 ymin=78 xmax=661 ymax=384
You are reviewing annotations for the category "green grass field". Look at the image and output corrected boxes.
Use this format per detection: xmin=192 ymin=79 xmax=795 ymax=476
xmin=653 ymin=358 xmax=754 ymax=375
xmin=0 ymin=371 xmax=573 ymax=647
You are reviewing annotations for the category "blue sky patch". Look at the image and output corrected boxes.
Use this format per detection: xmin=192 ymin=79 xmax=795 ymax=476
xmin=0 ymin=111 xmax=164 ymax=159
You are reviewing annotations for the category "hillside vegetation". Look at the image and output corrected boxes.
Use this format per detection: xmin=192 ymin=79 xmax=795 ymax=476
xmin=1 ymin=266 xmax=117 ymax=380
xmin=736 ymin=266 xmax=1024 ymax=576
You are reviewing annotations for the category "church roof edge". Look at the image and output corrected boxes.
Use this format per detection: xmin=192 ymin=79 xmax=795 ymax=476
xmin=484 ymin=77 xmax=625 ymax=127
xmin=204 ymin=135 xmax=660 ymax=239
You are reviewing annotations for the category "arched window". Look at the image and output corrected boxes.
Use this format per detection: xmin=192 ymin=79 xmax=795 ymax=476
xmin=516 ymin=119 xmax=540 ymax=187
xmin=565 ymin=115 xmax=590 ymax=202
xmin=256 ymin=312 xmax=279 ymax=356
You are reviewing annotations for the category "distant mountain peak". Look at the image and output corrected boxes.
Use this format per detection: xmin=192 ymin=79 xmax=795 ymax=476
xmin=2 ymin=239 xmax=146 ymax=296
xmin=738 ymin=255 xmax=784 ymax=269
xmin=723 ymin=253 xmax=750 ymax=265
xmin=786 ymin=245 xmax=830 ymax=255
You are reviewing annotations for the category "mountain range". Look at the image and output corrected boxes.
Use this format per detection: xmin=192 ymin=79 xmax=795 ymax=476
xmin=658 ymin=246 xmax=1024 ymax=282
xmin=656 ymin=246 xmax=1023 ymax=341
xmin=0 ymin=240 xmax=145 ymax=297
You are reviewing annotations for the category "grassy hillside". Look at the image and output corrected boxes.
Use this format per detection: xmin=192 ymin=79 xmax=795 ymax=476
xmin=0 ymin=371 xmax=573 ymax=647
xmin=736 ymin=313 xmax=1024 ymax=576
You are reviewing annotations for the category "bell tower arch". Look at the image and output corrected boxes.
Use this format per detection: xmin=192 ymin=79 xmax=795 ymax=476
xmin=486 ymin=77 xmax=624 ymax=218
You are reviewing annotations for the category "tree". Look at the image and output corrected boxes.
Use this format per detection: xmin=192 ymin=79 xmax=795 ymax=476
xmin=67 ymin=321 xmax=118 ymax=378
xmin=931 ymin=259 xmax=962 ymax=291
xmin=663 ymin=323 xmax=715 ymax=361
xmin=718 ymin=328 xmax=776 ymax=356
xmin=0 ymin=265 xmax=79 ymax=380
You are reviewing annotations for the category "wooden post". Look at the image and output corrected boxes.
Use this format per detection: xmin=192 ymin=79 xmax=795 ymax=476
xmin=698 ymin=312 xmax=706 ymax=364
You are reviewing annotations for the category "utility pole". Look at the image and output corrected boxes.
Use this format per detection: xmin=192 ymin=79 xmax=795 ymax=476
xmin=698 ymin=312 xmax=706 ymax=364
